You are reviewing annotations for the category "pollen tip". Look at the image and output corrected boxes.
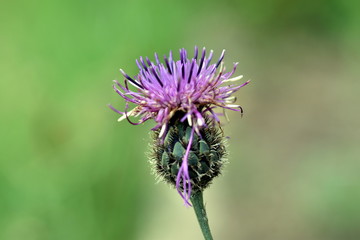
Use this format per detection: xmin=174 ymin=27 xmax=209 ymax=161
xmin=117 ymin=115 xmax=126 ymax=122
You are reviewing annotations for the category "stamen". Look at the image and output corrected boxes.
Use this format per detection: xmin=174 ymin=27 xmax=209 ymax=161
xmin=225 ymin=96 xmax=237 ymax=103
xmin=205 ymin=50 xmax=214 ymax=68
xmin=139 ymin=57 xmax=148 ymax=71
xmin=187 ymin=60 xmax=195 ymax=83
xmin=120 ymin=69 xmax=143 ymax=89
xmin=187 ymin=115 xmax=193 ymax=126
xmin=159 ymin=124 xmax=167 ymax=138
xmin=169 ymin=50 xmax=173 ymax=62
xmin=215 ymin=49 xmax=225 ymax=68
xmin=118 ymin=107 xmax=135 ymax=122
xmin=223 ymin=75 xmax=243 ymax=83
xmin=146 ymin=57 xmax=152 ymax=67
xmin=220 ymin=104 xmax=244 ymax=113
xmin=164 ymin=56 xmax=172 ymax=74
xmin=197 ymin=117 xmax=204 ymax=126
xmin=150 ymin=67 xmax=164 ymax=87
xmin=180 ymin=48 xmax=187 ymax=64
xmin=112 ymin=84 xmax=138 ymax=103
xmin=194 ymin=46 xmax=198 ymax=60
xmin=197 ymin=47 xmax=206 ymax=76
xmin=182 ymin=63 xmax=185 ymax=80
xmin=135 ymin=59 xmax=142 ymax=70
xmin=239 ymin=79 xmax=251 ymax=88
xmin=226 ymin=104 xmax=241 ymax=108
xmin=154 ymin=52 xmax=160 ymax=65
xmin=180 ymin=48 xmax=184 ymax=63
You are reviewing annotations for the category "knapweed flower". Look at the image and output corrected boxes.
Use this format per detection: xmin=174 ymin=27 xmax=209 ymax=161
xmin=110 ymin=47 xmax=249 ymax=206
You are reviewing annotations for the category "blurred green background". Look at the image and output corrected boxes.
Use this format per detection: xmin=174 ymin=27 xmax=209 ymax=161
xmin=1 ymin=0 xmax=360 ymax=239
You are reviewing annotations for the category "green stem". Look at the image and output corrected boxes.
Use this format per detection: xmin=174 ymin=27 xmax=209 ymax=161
xmin=190 ymin=191 xmax=214 ymax=240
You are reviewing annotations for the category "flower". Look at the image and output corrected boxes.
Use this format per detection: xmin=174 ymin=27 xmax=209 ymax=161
xmin=110 ymin=47 xmax=249 ymax=205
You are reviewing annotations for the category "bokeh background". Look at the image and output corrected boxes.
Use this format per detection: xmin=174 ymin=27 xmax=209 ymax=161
xmin=1 ymin=0 xmax=359 ymax=239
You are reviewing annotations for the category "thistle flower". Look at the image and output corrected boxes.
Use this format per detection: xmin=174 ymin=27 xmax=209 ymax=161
xmin=109 ymin=47 xmax=249 ymax=206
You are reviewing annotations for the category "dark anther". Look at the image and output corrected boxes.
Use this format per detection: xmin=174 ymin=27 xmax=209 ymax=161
xmin=121 ymin=70 xmax=143 ymax=89
xmin=215 ymin=50 xmax=225 ymax=69
xmin=188 ymin=60 xmax=195 ymax=83
xmin=197 ymin=48 xmax=206 ymax=76
xmin=164 ymin=56 xmax=172 ymax=75
xmin=194 ymin=46 xmax=198 ymax=60
xmin=150 ymin=67 xmax=163 ymax=87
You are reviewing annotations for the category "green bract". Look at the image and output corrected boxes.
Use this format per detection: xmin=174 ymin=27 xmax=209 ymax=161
xmin=151 ymin=115 xmax=227 ymax=193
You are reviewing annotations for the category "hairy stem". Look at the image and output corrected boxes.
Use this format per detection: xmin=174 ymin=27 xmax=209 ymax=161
xmin=190 ymin=191 xmax=214 ymax=240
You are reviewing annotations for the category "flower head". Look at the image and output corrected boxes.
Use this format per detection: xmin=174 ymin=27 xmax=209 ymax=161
xmin=110 ymin=47 xmax=249 ymax=206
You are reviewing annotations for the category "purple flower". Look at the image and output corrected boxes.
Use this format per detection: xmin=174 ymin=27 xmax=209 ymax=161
xmin=110 ymin=47 xmax=249 ymax=205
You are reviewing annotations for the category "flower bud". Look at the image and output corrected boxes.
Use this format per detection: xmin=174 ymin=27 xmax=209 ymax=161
xmin=150 ymin=114 xmax=226 ymax=193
